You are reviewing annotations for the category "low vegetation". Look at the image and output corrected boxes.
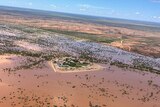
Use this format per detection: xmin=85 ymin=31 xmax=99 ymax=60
xmin=54 ymin=57 xmax=90 ymax=69
xmin=43 ymin=28 xmax=119 ymax=43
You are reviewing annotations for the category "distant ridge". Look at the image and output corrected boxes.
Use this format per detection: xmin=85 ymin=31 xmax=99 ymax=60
xmin=0 ymin=5 xmax=160 ymax=32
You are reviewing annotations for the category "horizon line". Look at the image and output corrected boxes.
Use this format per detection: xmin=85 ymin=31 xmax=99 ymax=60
xmin=0 ymin=5 xmax=160 ymax=25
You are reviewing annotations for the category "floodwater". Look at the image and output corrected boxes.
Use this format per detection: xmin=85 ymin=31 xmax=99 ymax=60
xmin=0 ymin=54 xmax=160 ymax=107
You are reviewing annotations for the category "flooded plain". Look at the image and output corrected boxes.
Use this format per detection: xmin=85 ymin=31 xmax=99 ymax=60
xmin=0 ymin=54 xmax=160 ymax=107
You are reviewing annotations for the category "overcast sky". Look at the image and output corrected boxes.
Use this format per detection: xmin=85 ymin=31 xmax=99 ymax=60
xmin=0 ymin=0 xmax=160 ymax=23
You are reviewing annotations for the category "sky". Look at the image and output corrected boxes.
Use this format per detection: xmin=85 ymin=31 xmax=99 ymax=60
xmin=0 ymin=0 xmax=160 ymax=23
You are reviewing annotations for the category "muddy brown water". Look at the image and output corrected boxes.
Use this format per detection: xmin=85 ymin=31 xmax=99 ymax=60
xmin=0 ymin=55 xmax=160 ymax=107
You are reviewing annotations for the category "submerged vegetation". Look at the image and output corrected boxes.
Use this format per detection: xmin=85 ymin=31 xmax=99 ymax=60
xmin=110 ymin=60 xmax=160 ymax=74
